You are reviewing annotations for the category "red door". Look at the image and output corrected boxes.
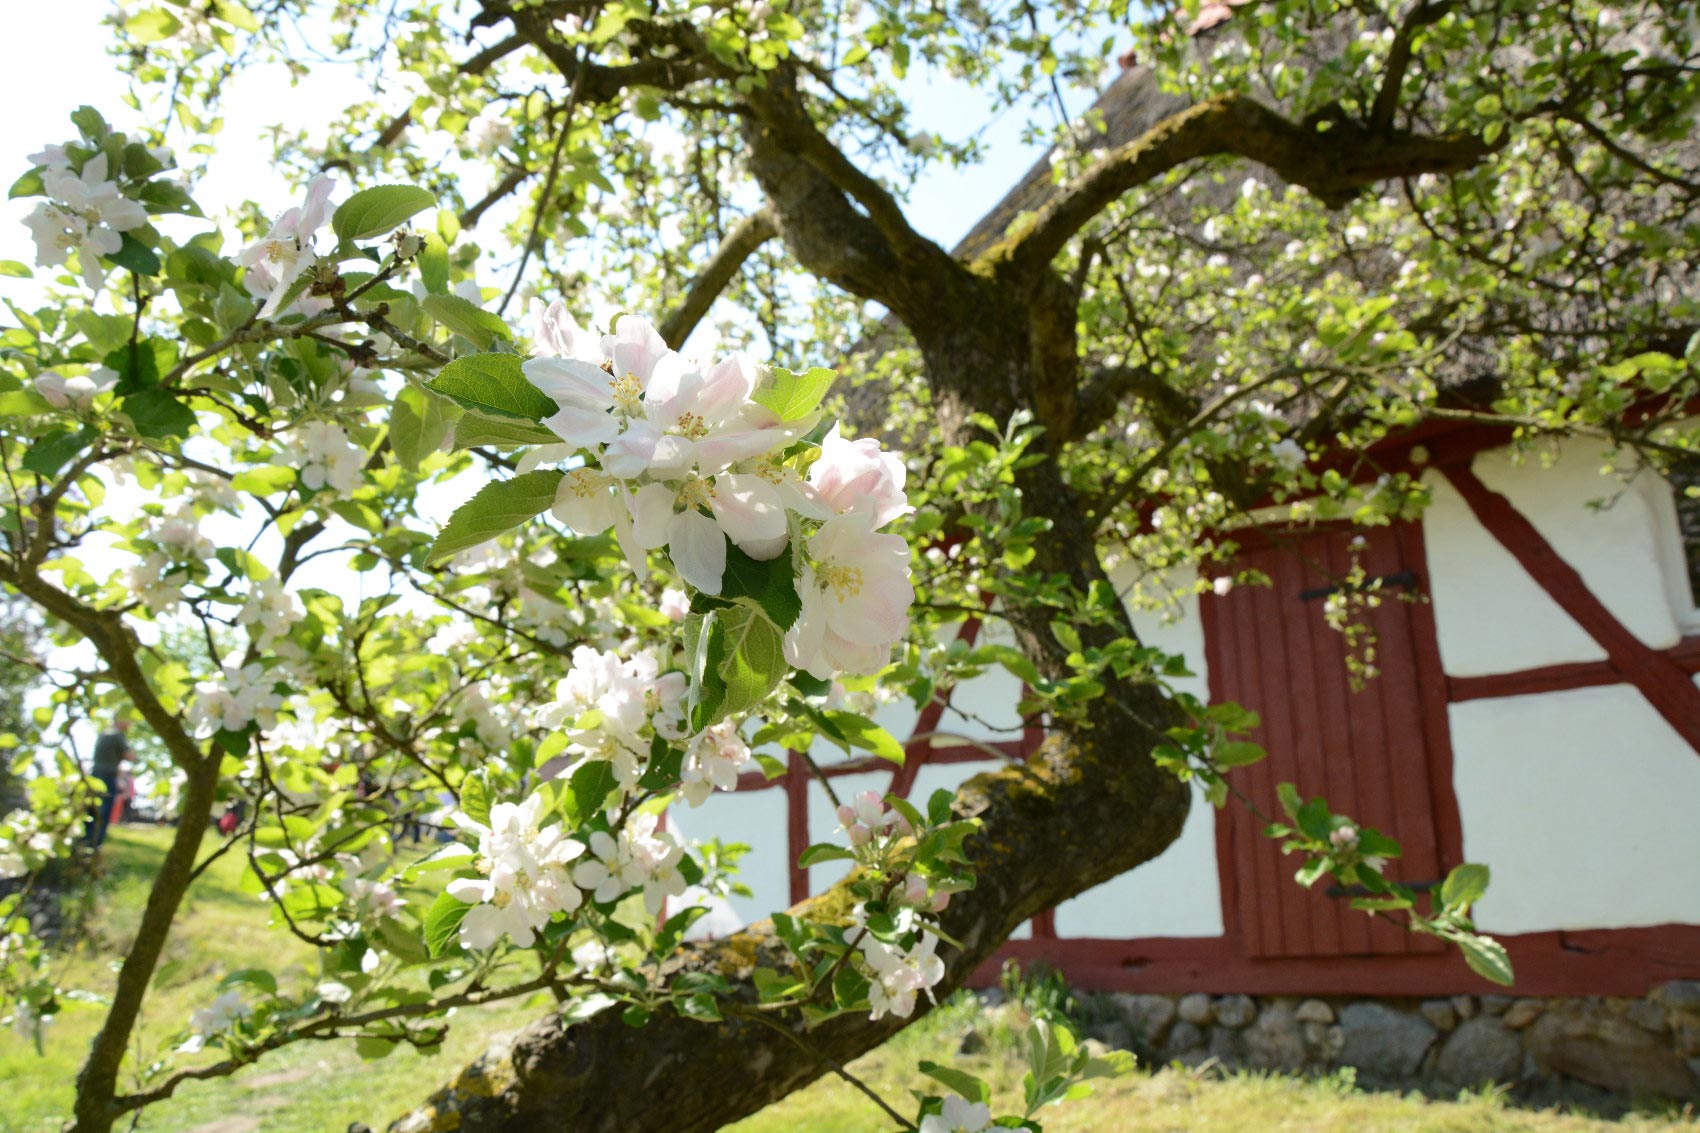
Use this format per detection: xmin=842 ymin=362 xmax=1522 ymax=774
xmin=1201 ymin=522 xmax=1460 ymax=959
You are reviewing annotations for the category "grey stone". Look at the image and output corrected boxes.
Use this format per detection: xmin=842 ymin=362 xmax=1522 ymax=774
xmin=1653 ymin=981 xmax=1700 ymax=1017
xmin=1526 ymin=1009 xmax=1699 ymax=1098
xmin=1435 ymin=1017 xmax=1525 ymax=1087
xmin=1216 ymin=995 xmax=1256 ymax=1029
xmin=959 ymin=1028 xmax=987 ymax=1055
xmin=1678 ymin=1021 xmax=1700 ymax=1058
xmin=1117 ymin=994 xmax=1178 ymax=1049
xmin=1627 ymin=1000 xmax=1668 ymax=1034
xmin=1480 ymin=995 xmax=1512 ymax=1016
xmin=1337 ymin=1003 xmax=1438 ymax=1079
xmin=1243 ymin=1001 xmax=1308 ymax=1072
xmin=1452 ymin=995 xmax=1478 ymax=1020
xmin=1166 ymin=1020 xmax=1205 ymax=1056
xmin=1088 ymin=1020 xmax=1133 ymax=1052
xmin=1296 ymin=998 xmax=1334 ymax=1024
xmin=1420 ymin=999 xmax=1459 ymax=1033
xmin=1178 ymin=993 xmax=1214 ymax=1026
xmin=1503 ymin=999 xmax=1544 ymax=1029
xmin=1209 ymin=1025 xmax=1247 ymax=1064
xmin=1302 ymin=1020 xmax=1342 ymax=1056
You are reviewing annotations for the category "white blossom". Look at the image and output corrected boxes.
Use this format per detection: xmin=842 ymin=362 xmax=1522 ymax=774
xmin=447 ymin=794 xmax=587 ymax=949
xmin=281 ymin=420 xmax=365 ymax=497
xmin=784 ymin=512 xmax=914 ymax=679
xmin=237 ymin=174 xmax=336 ymax=317
xmin=805 ymin=424 xmax=909 ymax=529
xmin=680 ymin=720 xmax=749 ymax=806
xmin=920 ymin=1096 xmax=992 ymax=1133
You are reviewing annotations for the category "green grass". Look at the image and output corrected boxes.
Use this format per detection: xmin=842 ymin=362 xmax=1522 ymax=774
xmin=3 ymin=826 xmax=1696 ymax=1133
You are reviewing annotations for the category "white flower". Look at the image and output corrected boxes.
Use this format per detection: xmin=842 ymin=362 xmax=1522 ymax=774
xmin=33 ymin=367 xmax=115 ymax=410
xmin=188 ymin=663 xmax=284 ymax=736
xmin=282 ymin=420 xmax=365 ymax=497
xmin=629 ymin=471 xmax=788 ymax=594
xmin=835 ymin=790 xmax=908 ymax=847
xmin=920 ymin=1096 xmax=992 ymax=1133
xmin=236 ymin=576 xmax=305 ymax=651
xmin=529 ymin=299 xmax=604 ymax=362
xmin=541 ymin=646 xmax=685 ymax=786
xmin=1269 ymin=438 xmax=1307 ymax=470
xmin=238 ymin=174 xmax=337 ymax=317
xmin=551 ymin=467 xmax=624 ymax=534
xmin=860 ymin=929 xmax=944 ymax=1020
xmin=659 ymin=588 xmax=690 ymax=622
xmin=806 ymin=424 xmax=909 ymax=528
xmin=784 ymin=511 xmax=914 ymax=679
xmin=25 ymin=153 xmax=148 ymax=290
xmin=468 ymin=109 xmax=514 ymax=156
xmin=1329 ymin=825 xmax=1358 ymax=851
xmin=316 ymin=980 xmax=353 ymax=1004
xmin=190 ymin=990 xmax=250 ymax=1035
xmin=680 ymin=720 xmax=749 ymax=806
xmin=447 ymin=793 xmax=587 ymax=949
xmin=570 ymin=813 xmax=685 ymax=914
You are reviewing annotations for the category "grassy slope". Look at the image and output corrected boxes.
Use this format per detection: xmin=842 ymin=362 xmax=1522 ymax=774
xmin=3 ymin=826 xmax=1695 ymax=1133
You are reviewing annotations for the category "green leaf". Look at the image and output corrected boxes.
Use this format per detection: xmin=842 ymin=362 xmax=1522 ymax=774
xmin=656 ymin=906 xmax=710 ymax=955
xmin=390 ymin=385 xmax=457 ymax=470
xmin=103 ymin=232 xmax=161 ymax=277
xmin=918 ymin=1061 xmax=991 ymax=1104
xmin=428 ymin=469 xmax=563 ymax=563
xmin=422 ymin=294 xmax=511 ymax=350
xmin=689 ymin=605 xmax=788 ymax=731
xmin=427 ymin=353 xmax=556 ymax=422
xmin=822 ymin=711 xmax=904 ymax=764
xmin=71 ymin=106 xmax=109 ymax=143
xmin=458 ymin=772 xmax=491 ymax=827
xmin=720 ymin=540 xmax=801 ymax=630
xmin=231 ymin=464 xmax=296 ymax=496
xmin=452 ymin=411 xmax=562 ymax=450
xmin=332 ymin=185 xmax=437 ymax=243
xmin=135 ymin=179 xmax=203 ymax=218
xmin=418 ymin=233 xmax=449 ymax=294
xmin=563 ymin=759 xmax=617 ymax=826
xmin=797 ymin=843 xmax=855 ymax=868
xmin=423 ymin=890 xmax=470 ymax=958
xmin=121 ymin=389 xmax=196 ymax=439
xmin=752 ymin=365 xmax=834 ymax=422
xmin=1440 ymin=863 xmax=1491 ymax=913
xmin=1456 ymin=931 xmax=1513 ymax=986
xmin=21 ymin=428 xmax=95 ymax=477
xmin=1214 ymin=740 xmax=1266 ymax=768
xmin=0 ymin=261 xmax=31 ymax=278
xmin=9 ymin=169 xmax=44 ymax=199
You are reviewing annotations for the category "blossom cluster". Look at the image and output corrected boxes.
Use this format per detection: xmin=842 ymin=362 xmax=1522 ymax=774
xmin=238 ymin=174 xmax=336 ymax=317
xmin=188 ymin=662 xmax=286 ymax=737
xmin=448 ymin=795 xmax=586 ymax=949
xmin=525 ymin=305 xmax=913 ymax=679
xmin=23 ymin=145 xmax=149 ymax=291
xmin=836 ymin=792 xmax=952 ymax=1020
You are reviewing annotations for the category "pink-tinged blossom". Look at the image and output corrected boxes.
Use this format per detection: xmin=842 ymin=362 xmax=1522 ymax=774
xmin=570 ymin=813 xmax=686 ymax=914
xmin=529 ymin=298 xmax=603 ymax=362
xmin=659 ymin=587 xmax=690 ymax=622
xmin=806 ymin=424 xmax=910 ymax=528
xmin=784 ymin=511 xmax=914 ymax=679
xmin=858 ymin=926 xmax=944 ymax=1020
xmin=33 ymin=367 xmax=115 ymax=410
xmin=238 ymin=174 xmax=336 ymax=317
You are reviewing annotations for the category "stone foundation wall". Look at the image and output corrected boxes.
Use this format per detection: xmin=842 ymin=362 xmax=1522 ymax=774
xmin=1074 ymin=982 xmax=1700 ymax=1104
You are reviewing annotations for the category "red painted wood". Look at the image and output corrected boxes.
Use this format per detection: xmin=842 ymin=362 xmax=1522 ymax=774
xmin=1444 ymin=467 xmax=1700 ymax=753
xmin=1448 ymin=637 xmax=1700 ymax=702
xmin=785 ymin=752 xmax=809 ymax=906
xmin=1396 ymin=521 xmax=1468 ymax=875
xmin=1205 ymin=524 xmax=1456 ymax=960
xmin=976 ymin=924 xmax=1700 ymax=997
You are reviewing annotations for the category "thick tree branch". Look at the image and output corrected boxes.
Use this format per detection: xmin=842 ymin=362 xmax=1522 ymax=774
xmin=1370 ymin=1 xmax=1455 ymax=132
xmin=390 ymin=686 xmax=1187 ymax=1133
xmin=989 ymin=93 xmax=1496 ymax=285
xmin=658 ymin=207 xmax=779 ymax=349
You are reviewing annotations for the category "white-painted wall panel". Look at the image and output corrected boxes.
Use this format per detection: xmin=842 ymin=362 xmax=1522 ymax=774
xmin=1422 ymin=471 xmax=1605 ymax=676
xmin=1450 ymin=682 xmax=1700 ymax=933
xmin=668 ymin=786 xmax=792 ymax=929
xmin=1473 ymin=443 xmax=1683 ymax=649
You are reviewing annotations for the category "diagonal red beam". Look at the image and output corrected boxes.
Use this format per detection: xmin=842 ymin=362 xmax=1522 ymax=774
xmin=1443 ymin=465 xmax=1700 ymax=753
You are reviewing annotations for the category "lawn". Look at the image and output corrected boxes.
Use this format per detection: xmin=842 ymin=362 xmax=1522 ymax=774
xmin=2 ymin=826 xmax=1694 ymax=1133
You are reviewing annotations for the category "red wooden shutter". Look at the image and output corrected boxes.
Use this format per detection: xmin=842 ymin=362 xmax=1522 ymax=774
xmin=1201 ymin=523 xmax=1453 ymax=959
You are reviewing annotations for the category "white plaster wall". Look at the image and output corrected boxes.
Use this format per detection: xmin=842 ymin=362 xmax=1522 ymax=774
xmin=1424 ymin=440 xmax=1692 ymax=676
xmin=1052 ymin=782 xmax=1225 ymax=938
xmin=1423 ymin=473 xmax=1606 ymax=676
xmin=1449 ymin=682 xmax=1700 ymax=933
xmin=1473 ymin=443 xmax=1685 ymax=649
xmin=666 ymin=787 xmax=792 ymax=929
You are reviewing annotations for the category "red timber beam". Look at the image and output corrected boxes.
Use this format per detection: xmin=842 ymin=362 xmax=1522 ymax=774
xmin=1442 ymin=465 xmax=1700 ymax=752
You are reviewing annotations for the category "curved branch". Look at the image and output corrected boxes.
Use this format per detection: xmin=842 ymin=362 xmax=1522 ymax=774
xmin=388 ymin=686 xmax=1189 ymax=1133
xmin=658 ymin=207 xmax=779 ymax=349
xmin=989 ymin=93 xmax=1496 ymax=284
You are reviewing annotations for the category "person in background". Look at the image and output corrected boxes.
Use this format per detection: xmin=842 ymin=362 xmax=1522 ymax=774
xmin=85 ymin=716 xmax=133 ymax=849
